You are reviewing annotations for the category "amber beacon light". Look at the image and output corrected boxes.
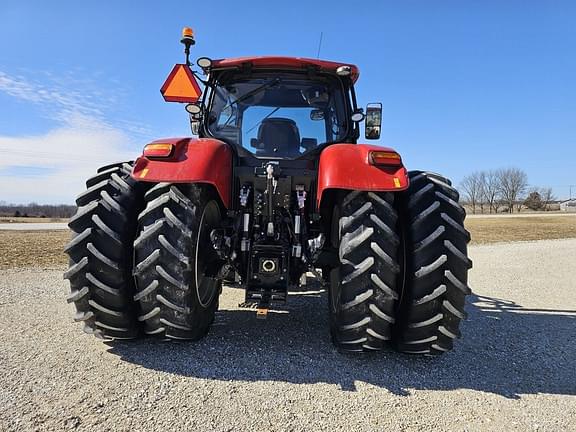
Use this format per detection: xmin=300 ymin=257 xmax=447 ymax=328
xmin=181 ymin=27 xmax=195 ymax=66
xmin=182 ymin=27 xmax=194 ymax=40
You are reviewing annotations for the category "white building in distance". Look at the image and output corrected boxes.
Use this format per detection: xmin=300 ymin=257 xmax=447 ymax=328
xmin=559 ymin=199 xmax=576 ymax=211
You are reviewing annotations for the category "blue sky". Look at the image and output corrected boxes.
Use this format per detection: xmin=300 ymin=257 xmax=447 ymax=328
xmin=1 ymin=0 xmax=575 ymax=203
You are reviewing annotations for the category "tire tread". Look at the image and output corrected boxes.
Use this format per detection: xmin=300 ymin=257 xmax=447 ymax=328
xmin=396 ymin=171 xmax=472 ymax=355
xmin=64 ymin=161 xmax=146 ymax=340
xmin=330 ymin=191 xmax=401 ymax=352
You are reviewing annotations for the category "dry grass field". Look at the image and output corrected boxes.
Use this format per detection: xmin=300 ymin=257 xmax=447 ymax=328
xmin=1 ymin=215 xmax=575 ymax=269
xmin=465 ymin=216 xmax=576 ymax=244
xmin=0 ymin=230 xmax=70 ymax=269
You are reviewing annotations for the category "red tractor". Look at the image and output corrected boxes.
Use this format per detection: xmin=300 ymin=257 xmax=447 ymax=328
xmin=65 ymin=28 xmax=471 ymax=355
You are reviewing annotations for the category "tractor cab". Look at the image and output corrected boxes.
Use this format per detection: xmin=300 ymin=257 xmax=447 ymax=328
xmin=196 ymin=57 xmax=362 ymax=159
xmin=161 ymin=43 xmax=384 ymax=155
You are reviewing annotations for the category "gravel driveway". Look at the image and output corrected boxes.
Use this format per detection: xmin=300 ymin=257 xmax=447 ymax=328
xmin=0 ymin=223 xmax=68 ymax=231
xmin=1 ymin=239 xmax=575 ymax=431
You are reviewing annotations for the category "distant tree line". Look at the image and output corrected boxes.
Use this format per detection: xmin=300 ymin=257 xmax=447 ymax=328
xmin=459 ymin=168 xmax=556 ymax=214
xmin=0 ymin=202 xmax=76 ymax=218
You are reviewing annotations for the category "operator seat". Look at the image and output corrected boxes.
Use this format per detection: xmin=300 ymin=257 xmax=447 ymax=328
xmin=253 ymin=118 xmax=301 ymax=157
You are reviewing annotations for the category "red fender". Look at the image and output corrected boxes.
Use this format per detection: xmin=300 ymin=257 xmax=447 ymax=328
xmin=132 ymin=138 xmax=233 ymax=208
xmin=317 ymin=144 xmax=409 ymax=207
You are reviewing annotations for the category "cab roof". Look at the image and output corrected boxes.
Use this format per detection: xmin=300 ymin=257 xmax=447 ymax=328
xmin=211 ymin=56 xmax=360 ymax=83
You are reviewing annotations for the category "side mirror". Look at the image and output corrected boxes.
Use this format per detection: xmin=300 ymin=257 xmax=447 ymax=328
xmin=365 ymin=103 xmax=382 ymax=140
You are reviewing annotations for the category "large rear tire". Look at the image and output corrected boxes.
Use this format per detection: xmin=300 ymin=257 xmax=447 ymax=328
xmin=395 ymin=171 xmax=472 ymax=355
xmin=133 ymin=183 xmax=222 ymax=340
xmin=64 ymin=162 xmax=147 ymax=339
xmin=328 ymin=191 xmax=401 ymax=352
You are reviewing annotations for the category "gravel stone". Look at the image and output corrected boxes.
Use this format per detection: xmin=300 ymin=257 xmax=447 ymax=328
xmin=0 ymin=239 xmax=575 ymax=431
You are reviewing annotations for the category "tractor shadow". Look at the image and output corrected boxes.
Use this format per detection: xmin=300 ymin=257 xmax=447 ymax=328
xmin=108 ymin=289 xmax=576 ymax=398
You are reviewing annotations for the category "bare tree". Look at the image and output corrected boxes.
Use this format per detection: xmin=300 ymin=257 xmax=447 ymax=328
xmin=479 ymin=170 xmax=500 ymax=214
xmin=477 ymin=171 xmax=486 ymax=213
xmin=460 ymin=172 xmax=484 ymax=214
xmin=540 ymin=187 xmax=556 ymax=211
xmin=0 ymin=203 xmax=75 ymax=218
xmin=497 ymin=168 xmax=528 ymax=213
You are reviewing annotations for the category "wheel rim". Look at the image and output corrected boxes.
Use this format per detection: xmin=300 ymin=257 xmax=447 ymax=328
xmin=195 ymin=200 xmax=221 ymax=308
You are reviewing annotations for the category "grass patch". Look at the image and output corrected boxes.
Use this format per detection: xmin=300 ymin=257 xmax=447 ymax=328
xmin=466 ymin=216 xmax=576 ymax=244
xmin=1 ymin=216 xmax=575 ymax=269
xmin=0 ymin=230 xmax=70 ymax=269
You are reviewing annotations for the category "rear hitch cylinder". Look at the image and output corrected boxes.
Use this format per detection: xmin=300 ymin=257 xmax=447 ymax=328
xmin=292 ymin=186 xmax=307 ymax=258
xmin=241 ymin=214 xmax=251 ymax=251
xmin=240 ymin=185 xmax=251 ymax=252
xmin=243 ymin=213 xmax=250 ymax=233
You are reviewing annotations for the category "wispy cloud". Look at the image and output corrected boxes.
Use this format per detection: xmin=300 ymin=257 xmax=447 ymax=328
xmin=0 ymin=127 xmax=135 ymax=204
xmin=0 ymin=70 xmax=151 ymax=137
xmin=0 ymin=70 xmax=152 ymax=204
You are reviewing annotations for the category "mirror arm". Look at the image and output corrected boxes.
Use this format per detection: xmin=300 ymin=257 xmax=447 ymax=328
xmin=349 ymin=86 xmax=361 ymax=140
xmin=187 ymin=67 xmax=218 ymax=92
xmin=189 ymin=115 xmax=201 ymax=135
xmin=350 ymin=85 xmax=359 ymax=111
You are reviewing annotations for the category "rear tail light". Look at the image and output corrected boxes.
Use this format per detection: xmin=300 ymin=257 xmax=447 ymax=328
xmin=143 ymin=143 xmax=174 ymax=158
xmin=369 ymin=151 xmax=402 ymax=166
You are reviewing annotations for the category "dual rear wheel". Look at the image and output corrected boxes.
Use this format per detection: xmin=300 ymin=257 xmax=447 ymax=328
xmin=328 ymin=171 xmax=472 ymax=355
xmin=65 ymin=164 xmax=472 ymax=354
xmin=65 ymin=164 xmax=221 ymax=341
